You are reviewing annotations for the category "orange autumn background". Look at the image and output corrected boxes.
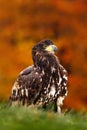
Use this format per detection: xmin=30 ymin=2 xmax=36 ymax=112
xmin=0 ymin=0 xmax=87 ymax=111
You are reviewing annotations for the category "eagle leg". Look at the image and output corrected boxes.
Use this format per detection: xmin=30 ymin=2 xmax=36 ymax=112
xmin=56 ymin=96 xmax=64 ymax=115
xmin=57 ymin=106 xmax=61 ymax=115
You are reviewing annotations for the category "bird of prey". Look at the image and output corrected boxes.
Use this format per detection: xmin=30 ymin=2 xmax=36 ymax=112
xmin=9 ymin=39 xmax=68 ymax=114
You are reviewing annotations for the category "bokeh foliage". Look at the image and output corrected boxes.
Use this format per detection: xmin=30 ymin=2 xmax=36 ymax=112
xmin=0 ymin=0 xmax=87 ymax=111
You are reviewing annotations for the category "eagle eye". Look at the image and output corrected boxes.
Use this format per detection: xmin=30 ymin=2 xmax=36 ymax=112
xmin=43 ymin=44 xmax=47 ymax=48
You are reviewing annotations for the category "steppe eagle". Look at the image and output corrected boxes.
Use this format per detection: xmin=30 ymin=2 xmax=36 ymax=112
xmin=9 ymin=39 xmax=68 ymax=114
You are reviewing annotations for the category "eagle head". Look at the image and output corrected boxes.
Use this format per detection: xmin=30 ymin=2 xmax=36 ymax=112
xmin=32 ymin=39 xmax=58 ymax=53
xmin=32 ymin=39 xmax=58 ymax=67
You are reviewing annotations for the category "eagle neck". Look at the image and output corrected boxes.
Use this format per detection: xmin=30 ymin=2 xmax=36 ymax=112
xmin=32 ymin=48 xmax=59 ymax=75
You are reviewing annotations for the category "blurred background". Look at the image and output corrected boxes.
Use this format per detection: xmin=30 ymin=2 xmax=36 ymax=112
xmin=0 ymin=0 xmax=87 ymax=111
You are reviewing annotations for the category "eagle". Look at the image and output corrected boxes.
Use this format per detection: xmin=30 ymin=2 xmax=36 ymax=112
xmin=9 ymin=39 xmax=68 ymax=114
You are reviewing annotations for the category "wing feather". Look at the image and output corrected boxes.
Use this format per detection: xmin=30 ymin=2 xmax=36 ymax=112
xmin=19 ymin=65 xmax=34 ymax=76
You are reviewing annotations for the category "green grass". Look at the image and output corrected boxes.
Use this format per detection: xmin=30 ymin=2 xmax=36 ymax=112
xmin=0 ymin=103 xmax=87 ymax=130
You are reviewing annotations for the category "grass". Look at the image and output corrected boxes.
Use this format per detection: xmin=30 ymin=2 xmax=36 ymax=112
xmin=0 ymin=103 xmax=87 ymax=130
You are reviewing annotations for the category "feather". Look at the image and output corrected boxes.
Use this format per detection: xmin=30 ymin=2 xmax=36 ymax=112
xmin=9 ymin=39 xmax=68 ymax=114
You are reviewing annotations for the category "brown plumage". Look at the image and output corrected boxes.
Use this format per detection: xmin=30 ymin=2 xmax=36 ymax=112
xmin=9 ymin=39 xmax=68 ymax=114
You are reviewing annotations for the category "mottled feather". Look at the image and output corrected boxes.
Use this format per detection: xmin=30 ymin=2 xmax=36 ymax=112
xmin=9 ymin=39 xmax=68 ymax=114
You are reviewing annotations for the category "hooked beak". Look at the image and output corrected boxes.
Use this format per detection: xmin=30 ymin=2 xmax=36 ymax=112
xmin=45 ymin=45 xmax=58 ymax=53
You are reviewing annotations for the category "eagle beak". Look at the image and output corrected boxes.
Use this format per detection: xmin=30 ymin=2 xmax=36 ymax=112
xmin=45 ymin=45 xmax=58 ymax=53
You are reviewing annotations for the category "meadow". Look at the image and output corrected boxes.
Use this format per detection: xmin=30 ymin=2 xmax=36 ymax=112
xmin=0 ymin=1 xmax=87 ymax=129
xmin=0 ymin=103 xmax=87 ymax=130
